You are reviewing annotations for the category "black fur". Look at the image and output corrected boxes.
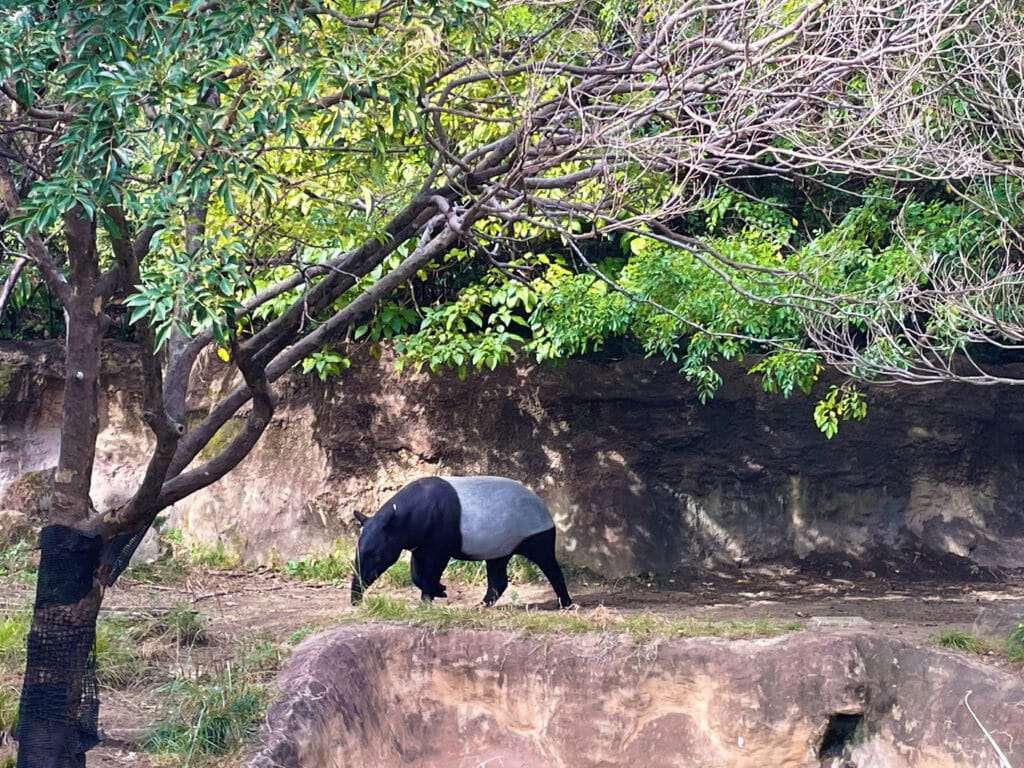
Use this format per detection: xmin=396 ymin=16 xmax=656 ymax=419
xmin=352 ymin=477 xmax=573 ymax=609
xmin=352 ymin=477 xmax=460 ymax=603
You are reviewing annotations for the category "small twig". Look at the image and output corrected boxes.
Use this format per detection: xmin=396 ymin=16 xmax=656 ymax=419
xmin=964 ymin=690 xmax=1013 ymax=768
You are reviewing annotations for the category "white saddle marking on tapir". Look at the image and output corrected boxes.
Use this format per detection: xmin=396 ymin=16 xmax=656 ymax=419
xmin=442 ymin=476 xmax=555 ymax=560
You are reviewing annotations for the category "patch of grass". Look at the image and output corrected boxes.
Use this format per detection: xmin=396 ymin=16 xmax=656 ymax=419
xmin=0 ymin=610 xmax=29 ymax=667
xmin=0 ymin=608 xmax=150 ymax=690
xmin=351 ymin=596 xmax=798 ymax=641
xmin=509 ymin=556 xmax=545 ymax=582
xmin=145 ymin=638 xmax=282 ymax=766
xmin=284 ymin=552 xmax=352 ymax=582
xmin=163 ymin=527 xmax=184 ymax=547
xmin=381 ymin=557 xmax=412 ymax=588
xmin=0 ymin=606 xmax=154 ymax=689
xmin=1006 ymin=622 xmax=1024 ymax=664
xmin=432 ymin=556 xmax=545 ymax=585
xmin=624 ymin=614 xmax=797 ymax=641
xmin=96 ymin=603 xmax=213 ymax=688
xmin=95 ymin=616 xmax=146 ymax=689
xmin=445 ymin=559 xmax=487 ymax=583
xmin=127 ymin=529 xmax=238 ymax=584
xmin=0 ymin=541 xmax=37 ymax=584
xmin=126 ymin=554 xmax=188 ymax=584
xmin=112 ymin=602 xmax=208 ymax=649
xmin=279 ymin=544 xmax=551 ymax=591
xmin=934 ymin=630 xmax=991 ymax=655
xmin=284 ymin=623 xmax=326 ymax=646
xmin=147 ymin=681 xmax=264 ymax=762
xmin=0 ymin=684 xmax=19 ymax=736
xmin=237 ymin=637 xmax=285 ymax=673
xmin=187 ymin=541 xmax=238 ymax=569
xmin=156 ymin=603 xmax=207 ymax=647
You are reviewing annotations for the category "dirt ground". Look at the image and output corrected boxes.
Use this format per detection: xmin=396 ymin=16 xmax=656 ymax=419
xmin=4 ymin=559 xmax=1024 ymax=767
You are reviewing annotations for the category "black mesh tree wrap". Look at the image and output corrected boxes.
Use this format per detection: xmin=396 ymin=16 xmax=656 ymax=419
xmin=16 ymin=525 xmax=103 ymax=768
xmin=102 ymin=529 xmax=147 ymax=586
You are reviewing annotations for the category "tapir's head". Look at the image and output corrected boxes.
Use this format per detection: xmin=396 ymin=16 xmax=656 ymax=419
xmin=351 ymin=509 xmax=403 ymax=604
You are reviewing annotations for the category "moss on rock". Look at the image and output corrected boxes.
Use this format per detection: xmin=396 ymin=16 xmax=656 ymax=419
xmin=199 ymin=418 xmax=245 ymax=460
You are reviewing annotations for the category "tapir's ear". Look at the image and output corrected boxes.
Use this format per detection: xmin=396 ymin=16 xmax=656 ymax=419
xmin=353 ymin=510 xmax=369 ymax=527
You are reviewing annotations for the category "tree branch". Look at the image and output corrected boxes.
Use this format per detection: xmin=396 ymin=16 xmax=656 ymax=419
xmin=0 ymin=157 xmax=71 ymax=307
xmin=164 ymin=204 xmax=472 ymax=483
xmin=0 ymin=256 xmax=28 ymax=319
xmin=157 ymin=337 xmax=275 ymax=508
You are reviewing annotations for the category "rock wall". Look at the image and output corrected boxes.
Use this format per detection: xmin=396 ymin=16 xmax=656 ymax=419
xmin=2 ymin=340 xmax=1023 ymax=577
xmin=246 ymin=624 xmax=1024 ymax=768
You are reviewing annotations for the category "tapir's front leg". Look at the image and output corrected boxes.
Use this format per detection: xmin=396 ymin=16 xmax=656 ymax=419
xmin=410 ymin=551 xmax=429 ymax=600
xmin=412 ymin=550 xmax=448 ymax=601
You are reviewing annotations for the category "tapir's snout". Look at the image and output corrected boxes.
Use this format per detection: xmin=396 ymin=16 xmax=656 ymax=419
xmin=352 ymin=567 xmax=379 ymax=604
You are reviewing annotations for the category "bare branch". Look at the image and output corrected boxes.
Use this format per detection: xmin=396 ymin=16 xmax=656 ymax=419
xmin=0 ymin=255 xmax=28 ymax=318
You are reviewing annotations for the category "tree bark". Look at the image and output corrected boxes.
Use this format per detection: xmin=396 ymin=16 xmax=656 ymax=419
xmin=51 ymin=205 xmax=102 ymax=526
xmin=17 ymin=206 xmax=107 ymax=768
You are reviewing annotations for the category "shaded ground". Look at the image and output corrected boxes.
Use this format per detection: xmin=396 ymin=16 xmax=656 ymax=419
xmin=4 ymin=561 xmax=1024 ymax=767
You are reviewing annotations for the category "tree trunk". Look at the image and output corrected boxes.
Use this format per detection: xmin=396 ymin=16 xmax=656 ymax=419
xmin=17 ymin=206 xmax=107 ymax=768
xmin=15 ymin=527 xmax=104 ymax=768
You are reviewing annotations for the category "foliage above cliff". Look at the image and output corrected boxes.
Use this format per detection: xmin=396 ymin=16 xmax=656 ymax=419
xmin=1 ymin=0 xmax=1023 ymax=436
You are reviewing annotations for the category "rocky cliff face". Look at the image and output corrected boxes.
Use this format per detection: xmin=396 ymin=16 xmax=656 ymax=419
xmin=2 ymin=340 xmax=1023 ymax=577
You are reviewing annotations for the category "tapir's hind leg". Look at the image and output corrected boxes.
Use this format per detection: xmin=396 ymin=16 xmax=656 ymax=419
xmin=482 ymin=555 xmax=512 ymax=606
xmin=515 ymin=528 xmax=573 ymax=608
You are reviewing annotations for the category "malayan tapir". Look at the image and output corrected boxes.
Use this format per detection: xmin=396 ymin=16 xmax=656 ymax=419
xmin=351 ymin=476 xmax=573 ymax=608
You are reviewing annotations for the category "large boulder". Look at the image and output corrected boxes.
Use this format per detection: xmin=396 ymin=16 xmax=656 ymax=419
xmin=246 ymin=624 xmax=1024 ymax=768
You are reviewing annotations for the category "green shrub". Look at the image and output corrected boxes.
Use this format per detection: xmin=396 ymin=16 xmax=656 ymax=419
xmin=380 ymin=557 xmax=412 ymax=587
xmin=127 ymin=554 xmax=188 ymax=584
xmin=127 ymin=528 xmax=238 ymax=583
xmin=187 ymin=541 xmax=238 ymax=569
xmin=157 ymin=603 xmax=207 ymax=647
xmin=284 ymin=623 xmax=324 ymax=646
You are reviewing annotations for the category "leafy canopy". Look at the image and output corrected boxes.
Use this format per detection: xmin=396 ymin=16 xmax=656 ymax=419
xmin=2 ymin=0 xmax=1023 ymax=439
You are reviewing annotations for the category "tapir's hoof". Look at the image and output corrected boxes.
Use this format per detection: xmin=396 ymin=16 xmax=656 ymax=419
xmin=559 ymin=599 xmax=575 ymax=610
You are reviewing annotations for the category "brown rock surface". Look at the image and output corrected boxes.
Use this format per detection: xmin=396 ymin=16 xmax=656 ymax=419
xmin=246 ymin=624 xmax=1024 ymax=768
xmin=3 ymin=340 xmax=1024 ymax=577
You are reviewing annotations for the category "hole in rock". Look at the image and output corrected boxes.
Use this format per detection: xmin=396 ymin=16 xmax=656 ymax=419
xmin=817 ymin=712 xmax=864 ymax=759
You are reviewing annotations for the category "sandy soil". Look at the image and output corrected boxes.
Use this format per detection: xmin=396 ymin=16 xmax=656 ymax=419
xmin=3 ymin=560 xmax=1023 ymax=767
